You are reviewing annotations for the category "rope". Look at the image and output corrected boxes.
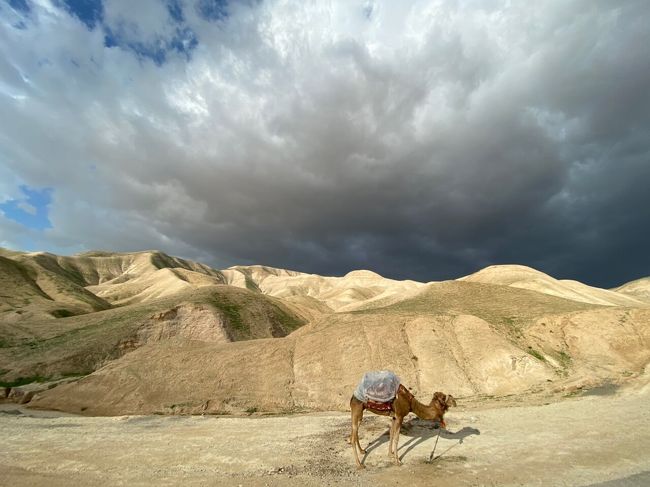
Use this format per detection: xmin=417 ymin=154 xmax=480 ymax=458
xmin=428 ymin=427 xmax=441 ymax=463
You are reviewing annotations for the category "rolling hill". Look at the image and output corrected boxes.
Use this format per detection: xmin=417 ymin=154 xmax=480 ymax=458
xmin=459 ymin=264 xmax=647 ymax=307
xmin=0 ymin=248 xmax=648 ymax=415
xmin=614 ymin=277 xmax=650 ymax=302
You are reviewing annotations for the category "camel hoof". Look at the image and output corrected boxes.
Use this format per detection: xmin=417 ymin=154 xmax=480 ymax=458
xmin=359 ymin=449 xmax=366 ymax=454
xmin=356 ymin=464 xmax=366 ymax=470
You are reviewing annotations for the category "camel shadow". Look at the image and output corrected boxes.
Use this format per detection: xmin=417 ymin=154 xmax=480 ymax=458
xmin=362 ymin=418 xmax=480 ymax=464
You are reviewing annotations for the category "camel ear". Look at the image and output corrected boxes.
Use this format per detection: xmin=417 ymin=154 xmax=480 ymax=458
xmin=446 ymin=394 xmax=457 ymax=408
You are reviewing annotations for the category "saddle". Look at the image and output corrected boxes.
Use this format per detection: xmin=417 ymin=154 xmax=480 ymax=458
xmin=364 ymin=384 xmax=413 ymax=413
xmin=365 ymin=398 xmax=394 ymax=412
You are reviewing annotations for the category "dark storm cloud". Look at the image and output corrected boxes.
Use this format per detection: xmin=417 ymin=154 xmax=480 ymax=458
xmin=0 ymin=0 xmax=649 ymax=287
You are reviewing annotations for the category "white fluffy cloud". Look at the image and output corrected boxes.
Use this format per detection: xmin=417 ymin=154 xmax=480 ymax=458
xmin=1 ymin=0 xmax=649 ymax=285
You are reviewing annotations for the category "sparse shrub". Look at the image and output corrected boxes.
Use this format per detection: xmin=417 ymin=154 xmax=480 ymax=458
xmin=527 ymin=348 xmax=545 ymax=361
xmin=557 ymin=350 xmax=572 ymax=367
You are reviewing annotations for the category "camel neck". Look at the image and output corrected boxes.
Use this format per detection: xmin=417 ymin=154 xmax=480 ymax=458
xmin=411 ymin=397 xmax=440 ymax=421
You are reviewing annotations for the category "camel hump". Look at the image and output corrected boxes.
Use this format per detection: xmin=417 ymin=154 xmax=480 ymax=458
xmin=353 ymin=370 xmax=401 ymax=403
xmin=397 ymin=383 xmax=414 ymax=401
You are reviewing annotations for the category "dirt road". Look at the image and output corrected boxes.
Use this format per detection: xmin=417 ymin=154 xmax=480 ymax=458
xmin=2 ymin=387 xmax=649 ymax=486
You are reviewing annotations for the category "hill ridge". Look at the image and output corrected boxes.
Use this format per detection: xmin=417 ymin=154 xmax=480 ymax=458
xmin=2 ymin=247 xmax=649 ymax=415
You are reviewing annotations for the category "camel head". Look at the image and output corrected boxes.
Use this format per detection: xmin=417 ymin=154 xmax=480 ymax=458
xmin=429 ymin=391 xmax=457 ymax=428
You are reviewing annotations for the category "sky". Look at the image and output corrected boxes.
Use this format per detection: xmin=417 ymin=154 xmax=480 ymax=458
xmin=1 ymin=0 xmax=649 ymax=287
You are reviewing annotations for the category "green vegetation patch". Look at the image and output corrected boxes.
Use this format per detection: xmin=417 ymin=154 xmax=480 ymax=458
xmin=268 ymin=305 xmax=305 ymax=336
xmin=556 ymin=350 xmax=572 ymax=368
xmin=209 ymin=294 xmax=248 ymax=336
xmin=244 ymin=275 xmax=261 ymax=292
xmin=527 ymin=348 xmax=546 ymax=361
xmin=0 ymin=375 xmax=49 ymax=387
xmin=359 ymin=281 xmax=597 ymax=332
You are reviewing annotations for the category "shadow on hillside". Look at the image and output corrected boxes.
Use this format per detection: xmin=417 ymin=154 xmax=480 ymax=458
xmin=362 ymin=418 xmax=480 ymax=463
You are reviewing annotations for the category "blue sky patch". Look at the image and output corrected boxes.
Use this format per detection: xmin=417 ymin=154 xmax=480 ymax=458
xmin=58 ymin=0 xmax=104 ymax=30
xmin=0 ymin=185 xmax=53 ymax=231
xmin=5 ymin=0 xmax=30 ymax=28
xmin=45 ymin=0 xmax=200 ymax=66
xmin=6 ymin=0 xmax=30 ymax=14
xmin=104 ymin=24 xmax=198 ymax=66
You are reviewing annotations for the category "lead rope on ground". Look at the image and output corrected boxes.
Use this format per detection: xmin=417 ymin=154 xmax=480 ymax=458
xmin=428 ymin=427 xmax=441 ymax=463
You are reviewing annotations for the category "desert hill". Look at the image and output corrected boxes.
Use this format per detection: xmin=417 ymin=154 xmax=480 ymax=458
xmin=1 ymin=285 xmax=306 ymax=385
xmin=0 ymin=249 xmax=306 ymax=387
xmin=29 ymin=302 xmax=650 ymax=416
xmin=614 ymin=276 xmax=650 ymax=302
xmin=460 ymin=264 xmax=647 ymax=307
xmin=0 ymin=250 xmax=112 ymax=323
xmin=19 ymin=249 xmax=227 ymax=307
xmin=223 ymin=265 xmax=425 ymax=313
xmin=0 ymin=248 xmax=649 ymax=415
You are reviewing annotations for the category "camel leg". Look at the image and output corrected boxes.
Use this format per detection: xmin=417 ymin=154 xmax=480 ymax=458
xmin=350 ymin=404 xmax=365 ymax=469
xmin=391 ymin=416 xmax=403 ymax=466
xmin=388 ymin=417 xmax=396 ymax=455
xmin=350 ymin=418 xmax=365 ymax=455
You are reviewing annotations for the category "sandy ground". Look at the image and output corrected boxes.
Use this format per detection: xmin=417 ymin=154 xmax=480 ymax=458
xmin=2 ymin=388 xmax=650 ymax=487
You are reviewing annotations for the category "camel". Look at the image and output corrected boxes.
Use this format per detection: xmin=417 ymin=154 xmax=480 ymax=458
xmin=350 ymin=383 xmax=456 ymax=468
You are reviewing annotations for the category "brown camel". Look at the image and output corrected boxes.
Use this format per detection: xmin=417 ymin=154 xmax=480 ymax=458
xmin=349 ymin=384 xmax=456 ymax=468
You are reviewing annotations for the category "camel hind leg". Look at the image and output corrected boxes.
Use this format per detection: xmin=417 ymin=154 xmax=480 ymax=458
xmin=347 ymin=421 xmax=366 ymax=454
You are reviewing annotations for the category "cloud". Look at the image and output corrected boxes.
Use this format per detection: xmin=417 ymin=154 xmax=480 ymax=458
xmin=0 ymin=0 xmax=649 ymax=287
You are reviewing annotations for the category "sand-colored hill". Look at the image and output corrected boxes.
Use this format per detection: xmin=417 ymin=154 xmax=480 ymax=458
xmin=38 ymin=250 xmax=227 ymax=306
xmin=460 ymin=264 xmax=647 ymax=307
xmin=223 ymin=265 xmax=425 ymax=313
xmin=0 ymin=251 xmax=111 ymax=323
xmin=0 ymin=255 xmax=53 ymax=322
xmin=614 ymin=277 xmax=650 ymax=302
xmin=0 ymin=249 xmax=308 ymax=387
xmin=27 ymin=278 xmax=650 ymax=415
xmin=1 ymin=247 xmax=649 ymax=416
xmin=0 ymin=284 xmax=305 ymax=384
xmin=29 ymin=303 xmax=650 ymax=415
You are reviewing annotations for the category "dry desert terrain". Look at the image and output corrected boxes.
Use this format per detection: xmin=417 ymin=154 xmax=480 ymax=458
xmin=2 ymin=248 xmax=650 ymax=485
xmin=2 ymin=381 xmax=650 ymax=486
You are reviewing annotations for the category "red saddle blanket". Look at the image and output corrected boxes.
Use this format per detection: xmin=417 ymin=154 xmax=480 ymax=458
xmin=365 ymin=399 xmax=394 ymax=412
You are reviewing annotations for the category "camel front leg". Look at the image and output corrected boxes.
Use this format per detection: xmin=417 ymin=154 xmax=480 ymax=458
xmin=388 ymin=417 xmax=395 ymax=455
xmin=391 ymin=417 xmax=403 ymax=466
